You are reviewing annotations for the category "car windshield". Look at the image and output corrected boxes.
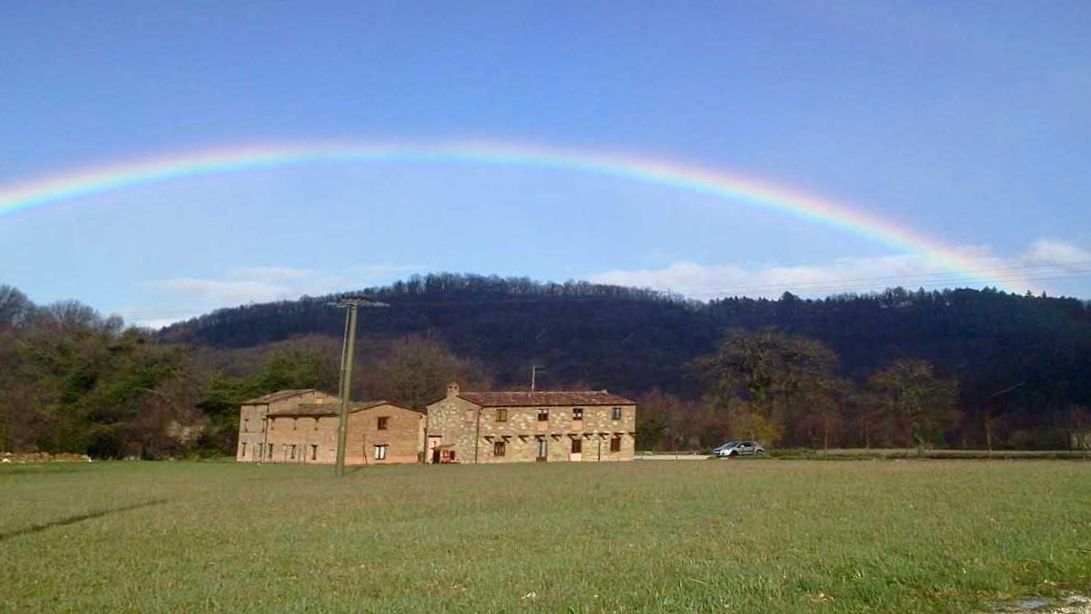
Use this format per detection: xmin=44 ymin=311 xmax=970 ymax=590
xmin=719 ymin=441 xmax=741 ymax=447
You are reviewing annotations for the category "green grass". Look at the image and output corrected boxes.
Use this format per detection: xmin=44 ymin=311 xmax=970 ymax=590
xmin=2 ymin=460 xmax=1090 ymax=612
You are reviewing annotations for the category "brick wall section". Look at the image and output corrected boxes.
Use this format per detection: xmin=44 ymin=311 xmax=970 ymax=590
xmin=344 ymin=405 xmax=424 ymax=465
xmin=236 ymin=393 xmax=422 ymax=465
xmin=425 ymin=383 xmax=636 ymax=464
xmin=265 ymin=413 xmax=338 ymax=463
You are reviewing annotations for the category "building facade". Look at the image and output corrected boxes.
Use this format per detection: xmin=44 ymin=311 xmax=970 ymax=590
xmin=425 ymin=383 xmax=636 ymax=463
xmin=236 ymin=389 xmax=423 ymax=465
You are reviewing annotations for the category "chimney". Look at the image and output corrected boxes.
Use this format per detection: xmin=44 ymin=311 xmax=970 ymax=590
xmin=446 ymin=382 xmax=460 ymax=399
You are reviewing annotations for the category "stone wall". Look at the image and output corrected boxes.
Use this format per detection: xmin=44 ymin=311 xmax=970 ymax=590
xmin=259 ymin=402 xmax=422 ymax=465
xmin=425 ymin=389 xmax=636 ymax=464
xmin=265 ymin=413 xmax=339 ymax=464
xmin=424 ymin=394 xmax=482 ymax=464
xmin=236 ymin=391 xmax=338 ymax=463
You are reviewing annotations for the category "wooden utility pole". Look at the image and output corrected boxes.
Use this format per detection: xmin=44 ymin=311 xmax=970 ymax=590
xmin=531 ymin=364 xmax=546 ymax=391
xmin=334 ymin=295 xmax=388 ymax=477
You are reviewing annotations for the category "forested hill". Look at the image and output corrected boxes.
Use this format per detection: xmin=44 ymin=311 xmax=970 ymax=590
xmin=160 ymin=274 xmax=1091 ymax=409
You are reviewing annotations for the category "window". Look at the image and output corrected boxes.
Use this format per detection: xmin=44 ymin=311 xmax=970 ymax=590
xmin=240 ymin=442 xmax=247 ymax=456
xmin=377 ymin=416 xmax=389 ymax=430
xmin=537 ymin=408 xmax=549 ymax=422
xmin=493 ymin=441 xmax=506 ymax=457
xmin=314 ymin=418 xmax=320 ymax=430
xmin=310 ymin=444 xmax=318 ymax=460
xmin=290 ymin=444 xmax=297 ymax=460
xmin=571 ymin=438 xmax=582 ymax=454
xmin=611 ymin=407 xmax=623 ymax=421
xmin=374 ymin=444 xmax=388 ymax=460
xmin=610 ymin=436 xmax=622 ymax=452
xmin=536 ymin=438 xmax=548 ymax=460
xmin=572 ymin=407 xmax=583 ymax=421
xmin=496 ymin=408 xmax=508 ymax=422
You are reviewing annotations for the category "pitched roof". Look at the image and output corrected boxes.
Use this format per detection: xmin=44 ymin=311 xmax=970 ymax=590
xmin=241 ymin=389 xmax=318 ymax=404
xmin=457 ymin=390 xmax=634 ymax=407
xmin=268 ymin=400 xmax=389 ymax=417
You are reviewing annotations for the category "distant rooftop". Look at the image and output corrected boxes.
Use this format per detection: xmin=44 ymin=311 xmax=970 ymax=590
xmin=241 ymin=389 xmax=319 ymax=404
xmin=268 ymin=400 xmax=388 ymax=417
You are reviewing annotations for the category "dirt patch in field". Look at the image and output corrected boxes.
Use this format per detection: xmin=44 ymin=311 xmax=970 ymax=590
xmin=993 ymin=594 xmax=1091 ymax=613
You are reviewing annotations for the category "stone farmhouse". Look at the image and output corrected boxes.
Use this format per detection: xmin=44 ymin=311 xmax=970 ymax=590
xmin=236 ymin=389 xmax=423 ymax=465
xmin=425 ymin=383 xmax=636 ymax=463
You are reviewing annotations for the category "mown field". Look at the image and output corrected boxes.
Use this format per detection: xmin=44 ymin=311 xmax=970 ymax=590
xmin=2 ymin=460 xmax=1089 ymax=612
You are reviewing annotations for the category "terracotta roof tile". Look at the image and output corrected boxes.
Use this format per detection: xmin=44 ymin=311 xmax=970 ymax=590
xmin=269 ymin=400 xmax=388 ymax=417
xmin=241 ymin=389 xmax=318 ymax=404
xmin=458 ymin=390 xmax=634 ymax=407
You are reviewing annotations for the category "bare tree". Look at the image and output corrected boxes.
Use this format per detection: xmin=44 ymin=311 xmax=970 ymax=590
xmin=868 ymin=360 xmax=960 ymax=451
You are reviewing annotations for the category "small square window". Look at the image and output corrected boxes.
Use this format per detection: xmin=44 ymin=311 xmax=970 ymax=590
xmin=537 ymin=408 xmax=549 ymax=422
xmin=496 ymin=408 xmax=508 ymax=422
xmin=572 ymin=408 xmax=583 ymax=421
xmin=611 ymin=407 xmax=623 ymax=421
xmin=610 ymin=436 xmax=622 ymax=452
xmin=493 ymin=441 xmax=506 ymax=457
xmin=374 ymin=444 xmax=388 ymax=460
xmin=377 ymin=416 xmax=389 ymax=430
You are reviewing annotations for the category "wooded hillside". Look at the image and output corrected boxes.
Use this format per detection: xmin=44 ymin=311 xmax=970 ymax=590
xmin=3 ymin=274 xmax=1090 ymax=456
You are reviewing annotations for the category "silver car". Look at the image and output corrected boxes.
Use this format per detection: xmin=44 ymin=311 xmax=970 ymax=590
xmin=713 ymin=440 xmax=765 ymax=458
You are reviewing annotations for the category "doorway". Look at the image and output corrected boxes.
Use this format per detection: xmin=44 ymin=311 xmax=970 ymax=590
xmin=428 ymin=436 xmax=442 ymax=464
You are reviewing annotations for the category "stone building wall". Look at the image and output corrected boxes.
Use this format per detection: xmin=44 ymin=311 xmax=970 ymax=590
xmin=344 ymin=405 xmax=424 ymax=465
xmin=237 ymin=393 xmax=422 ymax=465
xmin=425 ymin=384 xmax=636 ymax=464
xmin=236 ymin=390 xmax=337 ymax=463
xmin=472 ymin=405 xmax=636 ymax=463
xmin=424 ymin=393 xmax=482 ymax=464
xmin=265 ymin=413 xmax=339 ymax=464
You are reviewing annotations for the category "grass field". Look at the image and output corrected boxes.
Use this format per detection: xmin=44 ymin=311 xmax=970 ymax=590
xmin=2 ymin=460 xmax=1090 ymax=612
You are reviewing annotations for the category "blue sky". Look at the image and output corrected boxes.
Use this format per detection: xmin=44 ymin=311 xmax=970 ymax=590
xmin=1 ymin=1 xmax=1089 ymax=326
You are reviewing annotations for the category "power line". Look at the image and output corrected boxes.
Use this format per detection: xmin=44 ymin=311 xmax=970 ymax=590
xmin=702 ymin=263 xmax=1091 ymax=293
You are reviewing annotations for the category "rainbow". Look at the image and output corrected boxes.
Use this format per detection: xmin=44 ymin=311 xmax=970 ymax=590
xmin=0 ymin=139 xmax=1022 ymax=290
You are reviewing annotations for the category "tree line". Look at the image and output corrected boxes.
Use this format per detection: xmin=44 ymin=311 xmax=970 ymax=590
xmin=3 ymin=275 xmax=1091 ymax=457
xmin=636 ymin=328 xmax=1011 ymax=452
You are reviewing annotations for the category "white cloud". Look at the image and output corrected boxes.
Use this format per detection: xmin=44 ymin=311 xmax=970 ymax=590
xmin=134 ymin=263 xmax=421 ymax=328
xmin=1022 ymin=238 xmax=1091 ymax=270
xmin=147 ymin=278 xmax=298 ymax=304
xmin=590 ymin=239 xmax=1091 ymax=299
xmin=223 ymin=267 xmax=321 ymax=282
